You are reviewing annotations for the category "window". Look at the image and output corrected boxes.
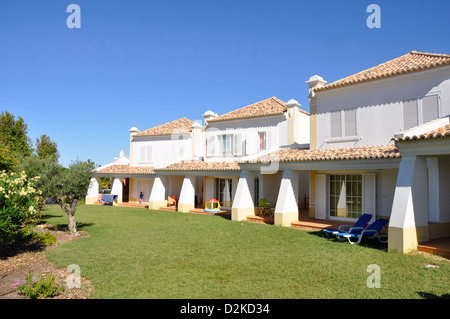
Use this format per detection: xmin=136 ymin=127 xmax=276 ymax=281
xmin=402 ymin=94 xmax=440 ymax=130
xmin=330 ymin=175 xmax=362 ymax=219
xmin=139 ymin=146 xmax=152 ymax=163
xmin=258 ymin=131 xmax=266 ymax=151
xmin=216 ymin=178 xmax=233 ymax=207
xmin=330 ymin=108 xmax=357 ymax=138
xmin=221 ymin=134 xmax=232 ymax=156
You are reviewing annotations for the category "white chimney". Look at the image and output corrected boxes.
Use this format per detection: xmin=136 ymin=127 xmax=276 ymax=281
xmin=202 ymin=110 xmax=218 ymax=126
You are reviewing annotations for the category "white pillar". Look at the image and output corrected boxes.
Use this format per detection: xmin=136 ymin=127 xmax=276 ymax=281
xmin=274 ymin=170 xmax=299 ymax=227
xmin=426 ymin=157 xmax=440 ymax=223
xmin=85 ymin=177 xmax=100 ymax=205
xmin=148 ymin=175 xmax=167 ymax=210
xmin=389 ymin=156 xmax=429 ymax=253
xmin=111 ymin=177 xmax=123 ymax=205
xmin=178 ymin=175 xmax=196 ymax=212
xmin=231 ymin=170 xmax=255 ymax=221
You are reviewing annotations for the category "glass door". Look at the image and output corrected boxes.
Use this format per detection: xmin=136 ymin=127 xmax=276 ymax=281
xmin=216 ymin=178 xmax=233 ymax=208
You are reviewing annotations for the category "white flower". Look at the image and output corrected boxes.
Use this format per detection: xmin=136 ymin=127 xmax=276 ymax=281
xmin=28 ymin=206 xmax=36 ymax=213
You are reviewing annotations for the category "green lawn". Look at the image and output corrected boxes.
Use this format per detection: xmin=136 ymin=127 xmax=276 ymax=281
xmin=42 ymin=204 xmax=450 ymax=299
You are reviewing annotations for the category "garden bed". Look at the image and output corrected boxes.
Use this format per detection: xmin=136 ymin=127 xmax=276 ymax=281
xmin=0 ymin=224 xmax=93 ymax=299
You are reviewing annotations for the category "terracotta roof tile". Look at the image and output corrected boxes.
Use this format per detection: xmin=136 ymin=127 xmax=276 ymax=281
xmin=207 ymin=97 xmax=308 ymax=123
xmin=96 ymin=165 xmax=155 ymax=175
xmin=316 ymin=51 xmax=450 ymax=92
xmin=156 ymin=160 xmax=240 ymax=171
xmin=241 ymin=144 xmax=400 ymax=163
xmin=136 ymin=117 xmax=195 ymax=137
xmin=395 ymin=124 xmax=450 ymax=142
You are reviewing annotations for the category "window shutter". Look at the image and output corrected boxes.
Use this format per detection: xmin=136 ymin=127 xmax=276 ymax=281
xmin=403 ymin=99 xmax=418 ymax=130
xmin=363 ymin=174 xmax=376 ymax=223
xmin=344 ymin=108 xmax=357 ymax=136
xmin=140 ymin=146 xmax=146 ymax=162
xmin=246 ymin=130 xmax=258 ymax=155
xmin=422 ymin=94 xmax=439 ymax=124
xmin=178 ymin=144 xmax=184 ymax=159
xmin=330 ymin=111 xmax=342 ymax=138
xmin=171 ymin=144 xmax=177 ymax=161
xmin=268 ymin=129 xmax=278 ymax=149
xmin=206 ymin=134 xmax=215 ymax=156
xmin=315 ymin=174 xmax=327 ymax=220
xmin=146 ymin=147 xmax=152 ymax=162
xmin=233 ymin=133 xmax=242 ymax=156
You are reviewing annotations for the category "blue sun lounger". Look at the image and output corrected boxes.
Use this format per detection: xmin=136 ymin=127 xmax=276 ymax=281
xmin=335 ymin=218 xmax=389 ymax=244
xmin=323 ymin=214 xmax=373 ymax=238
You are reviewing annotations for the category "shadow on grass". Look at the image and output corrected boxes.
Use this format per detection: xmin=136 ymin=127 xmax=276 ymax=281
xmin=39 ymin=214 xmax=63 ymax=221
xmin=213 ymin=213 xmax=232 ymax=221
xmin=307 ymin=230 xmax=388 ymax=252
xmin=46 ymin=222 xmax=95 ymax=232
xmin=0 ymin=241 xmax=47 ymax=260
xmin=417 ymin=292 xmax=450 ymax=299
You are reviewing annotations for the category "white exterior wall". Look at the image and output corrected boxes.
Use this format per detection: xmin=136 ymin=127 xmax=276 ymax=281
xmin=131 ymin=135 xmax=193 ymax=168
xmin=130 ymin=178 xmax=154 ymax=203
xmin=297 ymin=112 xmax=310 ymax=145
xmin=316 ymin=66 xmax=450 ymax=149
xmin=375 ymin=169 xmax=398 ymax=218
xmin=205 ymin=115 xmax=288 ymax=161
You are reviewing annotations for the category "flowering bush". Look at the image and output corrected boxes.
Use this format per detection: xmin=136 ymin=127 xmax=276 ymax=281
xmin=0 ymin=170 xmax=43 ymax=243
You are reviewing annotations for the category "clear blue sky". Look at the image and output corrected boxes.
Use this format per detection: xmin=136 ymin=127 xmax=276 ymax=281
xmin=1 ymin=0 xmax=449 ymax=167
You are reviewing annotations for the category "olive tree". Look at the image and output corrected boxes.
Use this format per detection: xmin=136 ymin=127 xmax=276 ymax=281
xmin=17 ymin=157 xmax=96 ymax=236
xmin=52 ymin=159 xmax=96 ymax=236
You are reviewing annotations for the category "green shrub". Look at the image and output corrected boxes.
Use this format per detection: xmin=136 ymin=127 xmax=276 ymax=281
xmin=0 ymin=171 xmax=43 ymax=243
xmin=16 ymin=269 xmax=64 ymax=299
xmin=30 ymin=232 xmax=57 ymax=245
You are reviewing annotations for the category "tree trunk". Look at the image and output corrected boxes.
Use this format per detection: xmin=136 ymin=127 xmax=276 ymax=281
xmin=68 ymin=199 xmax=80 ymax=236
xmin=58 ymin=199 xmax=80 ymax=236
xmin=68 ymin=212 xmax=80 ymax=236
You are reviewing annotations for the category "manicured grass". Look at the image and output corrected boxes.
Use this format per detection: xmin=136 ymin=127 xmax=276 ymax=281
xmin=42 ymin=204 xmax=449 ymax=299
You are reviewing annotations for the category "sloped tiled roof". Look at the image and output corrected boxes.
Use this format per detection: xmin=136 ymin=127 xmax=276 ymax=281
xmin=207 ymin=97 xmax=308 ymax=123
xmin=156 ymin=160 xmax=240 ymax=171
xmin=96 ymin=165 xmax=155 ymax=175
xmin=136 ymin=117 xmax=194 ymax=137
xmin=395 ymin=124 xmax=450 ymax=142
xmin=316 ymin=51 xmax=450 ymax=92
xmin=240 ymin=144 xmax=400 ymax=163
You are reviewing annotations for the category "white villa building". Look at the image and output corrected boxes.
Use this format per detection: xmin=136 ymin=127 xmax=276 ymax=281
xmin=86 ymin=51 xmax=450 ymax=254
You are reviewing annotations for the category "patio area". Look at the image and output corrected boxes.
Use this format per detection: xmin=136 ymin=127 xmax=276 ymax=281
xmin=418 ymin=237 xmax=450 ymax=259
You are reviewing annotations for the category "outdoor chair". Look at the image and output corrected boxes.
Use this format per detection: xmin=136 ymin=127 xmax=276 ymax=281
xmin=258 ymin=198 xmax=274 ymax=218
xmin=323 ymin=213 xmax=373 ymax=238
xmin=167 ymin=195 xmax=177 ymax=207
xmin=334 ymin=218 xmax=389 ymax=245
